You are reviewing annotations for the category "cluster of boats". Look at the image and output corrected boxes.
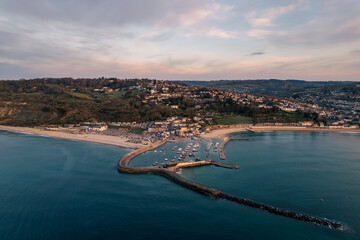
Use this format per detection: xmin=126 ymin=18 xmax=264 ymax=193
xmin=153 ymin=147 xmax=168 ymax=155
xmin=152 ymin=142 xmax=203 ymax=167
xmin=192 ymin=143 xmax=199 ymax=152
xmin=178 ymin=142 xmax=196 ymax=160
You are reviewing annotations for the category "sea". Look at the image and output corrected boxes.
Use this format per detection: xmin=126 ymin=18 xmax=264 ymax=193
xmin=1 ymin=129 xmax=360 ymax=240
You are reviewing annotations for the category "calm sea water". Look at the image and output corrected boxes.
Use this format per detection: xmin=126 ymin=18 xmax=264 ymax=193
xmin=1 ymin=130 xmax=360 ymax=240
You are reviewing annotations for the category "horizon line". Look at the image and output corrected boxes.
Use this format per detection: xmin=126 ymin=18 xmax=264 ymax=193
xmin=1 ymin=77 xmax=360 ymax=82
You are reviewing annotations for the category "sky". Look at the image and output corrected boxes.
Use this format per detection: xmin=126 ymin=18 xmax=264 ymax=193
xmin=0 ymin=0 xmax=359 ymax=81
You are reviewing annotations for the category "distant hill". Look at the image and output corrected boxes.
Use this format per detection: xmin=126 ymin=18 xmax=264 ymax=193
xmin=182 ymin=79 xmax=359 ymax=98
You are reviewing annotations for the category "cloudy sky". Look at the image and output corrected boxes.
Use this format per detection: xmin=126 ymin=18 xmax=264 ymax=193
xmin=0 ymin=0 xmax=359 ymax=80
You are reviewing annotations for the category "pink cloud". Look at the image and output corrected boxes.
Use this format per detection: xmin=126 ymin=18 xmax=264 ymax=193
xmin=247 ymin=3 xmax=297 ymax=28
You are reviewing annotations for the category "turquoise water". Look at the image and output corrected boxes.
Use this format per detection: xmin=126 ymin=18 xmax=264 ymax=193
xmin=1 ymin=130 xmax=360 ymax=239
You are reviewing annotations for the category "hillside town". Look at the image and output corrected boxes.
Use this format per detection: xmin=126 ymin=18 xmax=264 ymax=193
xmin=32 ymin=78 xmax=357 ymax=145
xmin=86 ymin=78 xmax=360 ymax=126
xmin=291 ymin=86 xmax=360 ymax=125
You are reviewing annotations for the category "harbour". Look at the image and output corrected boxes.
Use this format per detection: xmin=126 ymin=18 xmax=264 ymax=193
xmin=117 ymin=136 xmax=343 ymax=230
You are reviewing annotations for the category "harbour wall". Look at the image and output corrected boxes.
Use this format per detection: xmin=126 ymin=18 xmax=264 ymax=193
xmin=219 ymin=137 xmax=249 ymax=160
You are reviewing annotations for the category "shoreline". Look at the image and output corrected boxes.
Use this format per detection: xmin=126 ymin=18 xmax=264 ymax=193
xmin=0 ymin=125 xmax=144 ymax=149
xmin=2 ymin=125 xmax=359 ymax=148
xmin=202 ymin=126 xmax=360 ymax=139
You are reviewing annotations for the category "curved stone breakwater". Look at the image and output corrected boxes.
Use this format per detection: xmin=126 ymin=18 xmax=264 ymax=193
xmin=117 ymin=141 xmax=343 ymax=230
xmin=219 ymin=137 xmax=230 ymax=160
xmin=219 ymin=137 xmax=249 ymax=160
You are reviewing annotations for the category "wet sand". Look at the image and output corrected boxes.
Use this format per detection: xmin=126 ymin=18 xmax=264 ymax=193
xmin=0 ymin=125 xmax=144 ymax=149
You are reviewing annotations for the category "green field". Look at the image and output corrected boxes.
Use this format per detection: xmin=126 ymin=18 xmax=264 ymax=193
xmin=129 ymin=128 xmax=144 ymax=134
xmin=214 ymin=115 xmax=254 ymax=125
xmin=67 ymin=92 xmax=93 ymax=100
xmin=107 ymin=125 xmax=130 ymax=129
xmin=106 ymin=91 xmax=125 ymax=98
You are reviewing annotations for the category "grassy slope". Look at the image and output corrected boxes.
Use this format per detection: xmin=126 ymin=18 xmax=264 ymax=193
xmin=214 ymin=115 xmax=254 ymax=125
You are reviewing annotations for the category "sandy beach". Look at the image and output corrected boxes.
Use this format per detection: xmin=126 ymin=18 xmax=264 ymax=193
xmin=2 ymin=125 xmax=360 ymax=147
xmin=202 ymin=126 xmax=360 ymax=138
xmin=0 ymin=125 xmax=144 ymax=149
xmin=202 ymin=127 xmax=246 ymax=138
